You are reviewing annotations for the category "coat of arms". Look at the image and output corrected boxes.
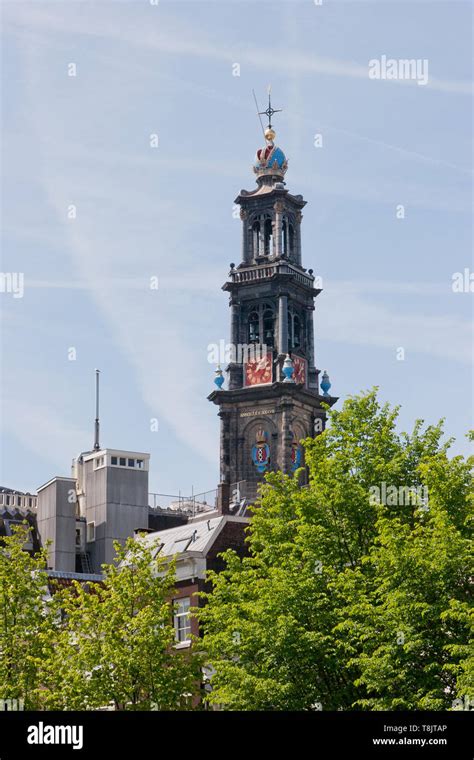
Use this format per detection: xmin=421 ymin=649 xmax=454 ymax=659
xmin=251 ymin=429 xmax=271 ymax=473
xmin=290 ymin=431 xmax=302 ymax=472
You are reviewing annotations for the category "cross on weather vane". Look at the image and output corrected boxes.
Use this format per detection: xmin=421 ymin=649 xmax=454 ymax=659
xmin=259 ymin=86 xmax=282 ymax=130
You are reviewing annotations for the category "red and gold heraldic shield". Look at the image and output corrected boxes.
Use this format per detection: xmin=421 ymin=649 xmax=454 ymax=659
xmin=292 ymin=355 xmax=307 ymax=386
xmin=244 ymin=351 xmax=273 ymax=387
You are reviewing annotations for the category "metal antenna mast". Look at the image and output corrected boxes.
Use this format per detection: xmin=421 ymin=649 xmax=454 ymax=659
xmin=94 ymin=369 xmax=101 ymax=451
xmin=252 ymin=89 xmax=266 ymax=139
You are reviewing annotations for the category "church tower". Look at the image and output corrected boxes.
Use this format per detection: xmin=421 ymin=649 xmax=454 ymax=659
xmin=209 ymin=98 xmax=337 ymax=511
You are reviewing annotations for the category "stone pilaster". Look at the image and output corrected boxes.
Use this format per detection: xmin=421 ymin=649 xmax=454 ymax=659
xmin=240 ymin=208 xmax=250 ymax=265
xmin=219 ymin=410 xmax=231 ymax=483
xmin=279 ymin=396 xmax=294 ymax=474
xmin=274 ymin=201 xmax=283 ymax=258
xmin=295 ymin=210 xmax=303 ymax=266
xmin=278 ymin=293 xmax=288 ymax=355
xmin=307 ymin=305 xmax=318 ymax=389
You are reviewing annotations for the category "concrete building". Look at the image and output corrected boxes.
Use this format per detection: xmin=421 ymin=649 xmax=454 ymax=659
xmin=0 ymin=487 xmax=39 ymax=554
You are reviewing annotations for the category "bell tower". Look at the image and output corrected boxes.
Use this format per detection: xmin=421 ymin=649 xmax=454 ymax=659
xmin=209 ymin=97 xmax=337 ymax=511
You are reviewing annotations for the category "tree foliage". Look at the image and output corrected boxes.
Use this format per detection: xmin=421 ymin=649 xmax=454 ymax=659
xmin=0 ymin=525 xmax=52 ymax=709
xmin=0 ymin=532 xmax=202 ymax=710
xmin=198 ymin=390 xmax=473 ymax=710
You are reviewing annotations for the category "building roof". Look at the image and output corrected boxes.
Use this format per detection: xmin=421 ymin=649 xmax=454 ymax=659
xmin=142 ymin=515 xmax=226 ymax=558
xmin=48 ymin=570 xmax=103 ymax=582
xmin=0 ymin=486 xmax=35 ymax=495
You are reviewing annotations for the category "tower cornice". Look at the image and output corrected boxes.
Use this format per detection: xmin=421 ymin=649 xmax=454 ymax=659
xmin=223 ymin=260 xmax=321 ymax=297
xmin=235 ymin=186 xmax=306 ymax=209
xmin=208 ymin=383 xmax=338 ymax=410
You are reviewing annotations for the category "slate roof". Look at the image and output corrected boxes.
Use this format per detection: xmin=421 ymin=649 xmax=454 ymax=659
xmin=141 ymin=515 xmax=226 ymax=558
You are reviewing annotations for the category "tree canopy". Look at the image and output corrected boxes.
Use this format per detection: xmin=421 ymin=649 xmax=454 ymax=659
xmin=1 ymin=390 xmax=472 ymax=711
xmin=198 ymin=390 xmax=473 ymax=710
xmin=0 ymin=531 xmax=201 ymax=710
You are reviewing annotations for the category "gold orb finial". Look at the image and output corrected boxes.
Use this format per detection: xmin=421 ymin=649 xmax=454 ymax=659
xmin=265 ymin=127 xmax=276 ymax=142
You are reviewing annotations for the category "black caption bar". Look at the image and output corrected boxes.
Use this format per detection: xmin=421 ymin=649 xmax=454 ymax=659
xmin=0 ymin=710 xmax=472 ymax=758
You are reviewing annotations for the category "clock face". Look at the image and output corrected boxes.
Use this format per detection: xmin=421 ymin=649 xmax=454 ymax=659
xmin=244 ymin=351 xmax=273 ymax=386
xmin=292 ymin=355 xmax=307 ymax=386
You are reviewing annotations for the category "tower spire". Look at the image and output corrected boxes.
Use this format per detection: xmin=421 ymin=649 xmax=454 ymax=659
xmin=258 ymin=85 xmax=282 ymax=130
xmin=93 ymin=369 xmax=101 ymax=451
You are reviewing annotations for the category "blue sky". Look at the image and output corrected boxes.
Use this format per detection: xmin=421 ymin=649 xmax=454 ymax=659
xmin=1 ymin=0 xmax=472 ymax=496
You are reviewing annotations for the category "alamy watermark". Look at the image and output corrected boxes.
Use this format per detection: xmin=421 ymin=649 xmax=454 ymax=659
xmin=452 ymin=268 xmax=474 ymax=293
xmin=369 ymin=483 xmax=429 ymax=508
xmin=452 ymin=695 xmax=473 ymax=711
xmin=369 ymin=55 xmax=429 ymax=86
xmin=0 ymin=272 xmax=24 ymax=298
xmin=207 ymin=341 xmax=269 ymax=365
xmin=0 ymin=698 xmax=24 ymax=711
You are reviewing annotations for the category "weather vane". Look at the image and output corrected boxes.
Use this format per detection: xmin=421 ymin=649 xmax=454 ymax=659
xmin=258 ymin=86 xmax=282 ymax=129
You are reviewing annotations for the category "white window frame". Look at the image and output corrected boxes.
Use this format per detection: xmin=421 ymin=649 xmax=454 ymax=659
xmin=173 ymin=597 xmax=192 ymax=644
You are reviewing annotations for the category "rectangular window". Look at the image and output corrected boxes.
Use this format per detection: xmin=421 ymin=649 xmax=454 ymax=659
xmin=173 ymin=597 xmax=191 ymax=643
xmin=127 ymin=459 xmax=135 ymax=467
xmin=136 ymin=459 xmax=144 ymax=469
xmin=119 ymin=458 xmax=126 ymax=467
xmin=86 ymin=522 xmax=96 ymax=543
xmin=111 ymin=456 xmax=118 ymax=465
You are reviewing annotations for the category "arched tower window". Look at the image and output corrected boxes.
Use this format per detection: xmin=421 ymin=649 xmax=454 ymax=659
xmin=288 ymin=223 xmax=294 ymax=257
xmin=293 ymin=314 xmax=301 ymax=349
xmin=247 ymin=303 xmax=274 ymax=349
xmin=263 ymin=308 xmax=274 ymax=348
xmin=248 ymin=311 xmax=260 ymax=344
xmin=252 ymin=220 xmax=261 ymax=258
xmin=282 ymin=217 xmax=295 ymax=258
xmin=288 ymin=308 xmax=303 ymax=352
xmin=264 ymin=217 xmax=273 ymax=257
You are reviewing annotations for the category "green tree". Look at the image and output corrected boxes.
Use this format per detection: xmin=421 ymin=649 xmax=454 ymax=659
xmin=41 ymin=537 xmax=202 ymax=710
xmin=198 ymin=390 xmax=473 ymax=710
xmin=0 ymin=524 xmax=52 ymax=709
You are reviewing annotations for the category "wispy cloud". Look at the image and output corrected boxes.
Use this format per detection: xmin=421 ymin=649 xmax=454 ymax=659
xmin=5 ymin=3 xmax=472 ymax=95
xmin=2 ymin=0 xmax=472 ymax=491
xmin=321 ymin=288 xmax=473 ymax=364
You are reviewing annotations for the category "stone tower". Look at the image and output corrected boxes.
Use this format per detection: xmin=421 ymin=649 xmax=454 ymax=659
xmin=209 ymin=113 xmax=337 ymax=511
